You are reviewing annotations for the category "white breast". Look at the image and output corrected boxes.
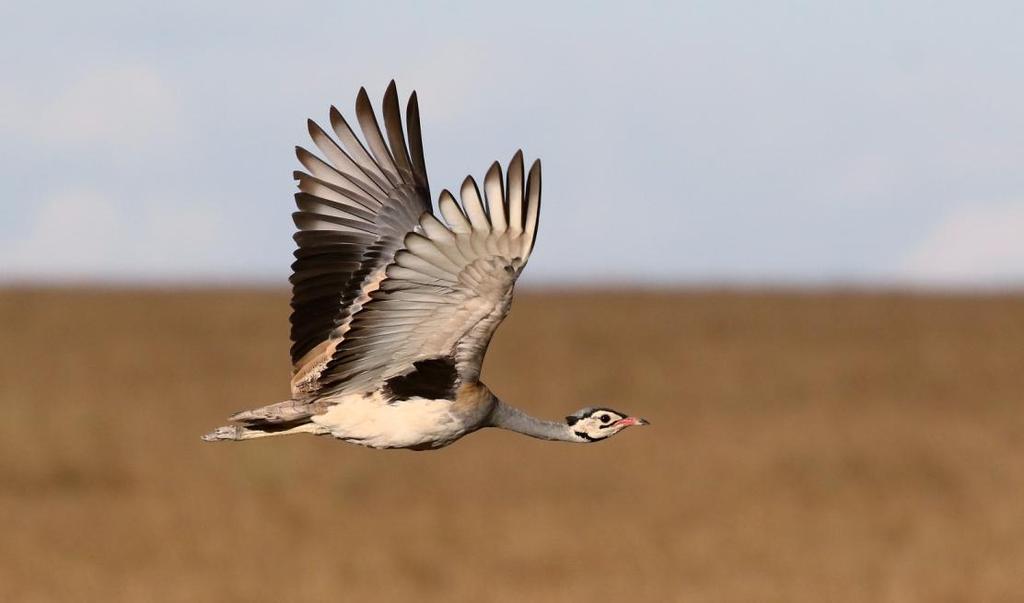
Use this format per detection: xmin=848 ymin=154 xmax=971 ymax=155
xmin=311 ymin=391 xmax=476 ymax=449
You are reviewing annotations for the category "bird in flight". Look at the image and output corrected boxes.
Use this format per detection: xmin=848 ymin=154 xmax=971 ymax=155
xmin=203 ymin=82 xmax=648 ymax=450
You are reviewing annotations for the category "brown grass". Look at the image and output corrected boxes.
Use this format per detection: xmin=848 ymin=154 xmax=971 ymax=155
xmin=1 ymin=288 xmax=1023 ymax=602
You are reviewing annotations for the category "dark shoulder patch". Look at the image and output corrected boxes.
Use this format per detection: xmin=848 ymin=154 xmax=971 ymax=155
xmin=383 ymin=357 xmax=458 ymax=402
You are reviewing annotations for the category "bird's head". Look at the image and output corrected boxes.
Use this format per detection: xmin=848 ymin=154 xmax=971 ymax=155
xmin=565 ymin=407 xmax=649 ymax=442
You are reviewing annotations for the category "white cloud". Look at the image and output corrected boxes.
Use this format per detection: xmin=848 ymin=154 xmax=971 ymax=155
xmin=0 ymin=62 xmax=183 ymax=151
xmin=0 ymin=190 xmax=235 ymax=282
xmin=900 ymin=202 xmax=1024 ymax=286
xmin=2 ymin=191 xmax=120 ymax=276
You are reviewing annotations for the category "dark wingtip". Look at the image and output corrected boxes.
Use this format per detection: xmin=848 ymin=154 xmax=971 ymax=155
xmin=384 ymin=80 xmax=398 ymax=102
xmin=407 ymin=91 xmax=421 ymax=120
xmin=356 ymin=87 xmax=371 ymax=110
xmin=328 ymin=105 xmax=347 ymax=130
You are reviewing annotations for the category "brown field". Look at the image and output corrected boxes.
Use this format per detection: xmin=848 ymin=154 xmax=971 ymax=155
xmin=1 ymin=288 xmax=1022 ymax=602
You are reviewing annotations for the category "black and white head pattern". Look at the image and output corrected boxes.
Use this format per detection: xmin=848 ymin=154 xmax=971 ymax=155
xmin=565 ymin=407 xmax=645 ymax=442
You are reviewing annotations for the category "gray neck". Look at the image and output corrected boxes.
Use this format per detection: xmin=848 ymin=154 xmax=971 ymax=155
xmin=487 ymin=400 xmax=581 ymax=443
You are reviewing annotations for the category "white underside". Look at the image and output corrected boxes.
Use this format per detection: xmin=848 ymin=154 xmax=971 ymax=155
xmin=311 ymin=391 xmax=476 ymax=449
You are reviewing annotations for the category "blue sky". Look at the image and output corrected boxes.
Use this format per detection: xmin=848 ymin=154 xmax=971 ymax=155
xmin=2 ymin=1 xmax=1022 ymax=286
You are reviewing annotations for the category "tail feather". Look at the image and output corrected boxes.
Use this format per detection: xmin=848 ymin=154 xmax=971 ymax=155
xmin=202 ymin=399 xmax=321 ymax=442
xmin=229 ymin=399 xmax=314 ymax=423
xmin=201 ymin=420 xmax=319 ymax=442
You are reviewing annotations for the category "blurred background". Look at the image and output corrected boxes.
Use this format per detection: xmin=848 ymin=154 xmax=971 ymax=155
xmin=1 ymin=2 xmax=1022 ymax=601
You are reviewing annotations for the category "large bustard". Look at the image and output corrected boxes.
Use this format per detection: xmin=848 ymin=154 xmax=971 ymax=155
xmin=203 ymin=82 xmax=648 ymax=450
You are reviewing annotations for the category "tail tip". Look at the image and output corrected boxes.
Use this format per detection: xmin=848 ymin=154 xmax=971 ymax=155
xmin=201 ymin=425 xmax=241 ymax=442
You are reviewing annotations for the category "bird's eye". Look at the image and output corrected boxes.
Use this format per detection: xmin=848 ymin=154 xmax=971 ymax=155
xmin=600 ymin=414 xmax=611 ymax=423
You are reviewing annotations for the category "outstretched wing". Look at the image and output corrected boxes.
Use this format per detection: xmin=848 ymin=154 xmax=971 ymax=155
xmin=315 ymin=152 xmax=542 ymax=396
xmin=289 ymin=81 xmax=431 ymax=398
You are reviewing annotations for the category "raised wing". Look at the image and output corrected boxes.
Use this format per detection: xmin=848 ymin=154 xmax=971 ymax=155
xmin=315 ymin=152 xmax=542 ymax=396
xmin=289 ymin=81 xmax=431 ymax=398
